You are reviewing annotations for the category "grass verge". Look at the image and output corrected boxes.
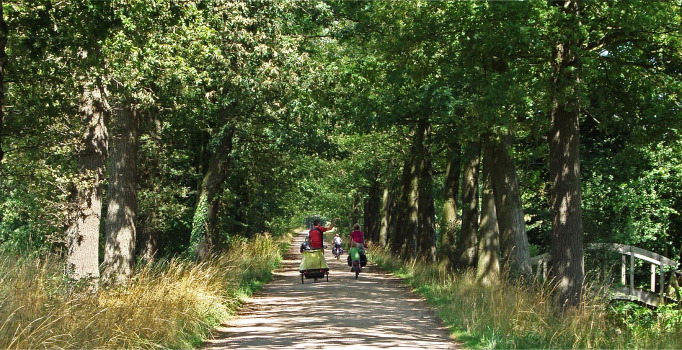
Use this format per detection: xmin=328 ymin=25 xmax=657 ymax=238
xmin=0 ymin=232 xmax=290 ymax=349
xmin=368 ymin=244 xmax=682 ymax=349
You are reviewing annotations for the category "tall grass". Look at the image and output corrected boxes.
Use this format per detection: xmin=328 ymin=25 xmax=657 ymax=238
xmin=369 ymin=245 xmax=682 ymax=349
xmin=0 ymin=233 xmax=288 ymax=349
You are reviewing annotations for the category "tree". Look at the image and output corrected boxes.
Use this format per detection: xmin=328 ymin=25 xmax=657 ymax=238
xmin=548 ymin=0 xmax=585 ymax=308
xmin=458 ymin=139 xmax=480 ymax=268
xmin=439 ymin=140 xmax=461 ymax=268
xmin=65 ymin=81 xmax=108 ymax=286
xmin=416 ymin=119 xmax=437 ymax=262
xmin=363 ymin=177 xmax=381 ymax=243
xmin=102 ymin=98 xmax=138 ymax=285
xmin=477 ymin=138 xmax=500 ymax=284
xmin=189 ymin=124 xmax=235 ymax=259
xmin=491 ymin=133 xmax=532 ymax=277
xmin=0 ymin=2 xmax=7 ymax=164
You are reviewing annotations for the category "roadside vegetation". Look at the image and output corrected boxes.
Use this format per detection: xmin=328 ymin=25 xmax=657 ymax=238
xmin=369 ymin=245 xmax=682 ymax=350
xmin=0 ymin=233 xmax=288 ymax=349
xmin=1 ymin=1 xmax=680 ymax=348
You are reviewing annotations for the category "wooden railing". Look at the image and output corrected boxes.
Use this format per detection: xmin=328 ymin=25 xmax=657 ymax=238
xmin=530 ymin=243 xmax=681 ymax=308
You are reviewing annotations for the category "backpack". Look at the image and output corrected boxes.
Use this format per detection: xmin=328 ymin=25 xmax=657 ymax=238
xmin=308 ymin=227 xmax=323 ymax=249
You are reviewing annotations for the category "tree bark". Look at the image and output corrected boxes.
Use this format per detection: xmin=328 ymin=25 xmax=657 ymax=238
xmin=458 ymin=140 xmax=481 ymax=268
xmin=0 ymin=4 xmax=7 ymax=164
xmin=417 ymin=120 xmax=436 ymax=262
xmin=490 ymin=133 xmax=531 ymax=277
xmin=190 ymin=125 xmax=235 ymax=259
xmin=549 ymin=0 xmax=585 ymax=309
xmin=65 ymin=81 xmax=108 ymax=287
xmin=102 ymin=100 xmax=139 ymax=286
xmin=439 ymin=141 xmax=461 ymax=268
xmin=396 ymin=154 xmax=419 ymax=258
xmin=378 ymin=186 xmax=392 ymax=247
xmin=476 ymin=140 xmax=500 ymax=285
xmin=385 ymin=184 xmax=400 ymax=249
xmin=364 ymin=178 xmax=382 ymax=243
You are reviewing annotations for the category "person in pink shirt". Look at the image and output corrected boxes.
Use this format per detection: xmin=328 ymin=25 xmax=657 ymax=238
xmin=349 ymin=224 xmax=365 ymax=251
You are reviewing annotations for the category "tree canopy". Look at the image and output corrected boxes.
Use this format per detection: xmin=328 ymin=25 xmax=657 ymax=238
xmin=0 ymin=0 xmax=680 ymax=304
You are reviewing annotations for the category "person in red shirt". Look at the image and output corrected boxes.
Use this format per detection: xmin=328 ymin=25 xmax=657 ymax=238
xmin=349 ymin=224 xmax=365 ymax=251
xmin=308 ymin=218 xmax=338 ymax=250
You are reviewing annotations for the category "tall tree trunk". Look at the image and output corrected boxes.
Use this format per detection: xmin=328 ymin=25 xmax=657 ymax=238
xmin=417 ymin=120 xmax=436 ymax=262
xmin=405 ymin=158 xmax=419 ymax=259
xmin=396 ymin=155 xmax=418 ymax=258
xmin=490 ymin=133 xmax=531 ymax=277
xmin=379 ymin=186 xmax=391 ymax=247
xmin=385 ymin=183 xmax=400 ymax=249
xmin=364 ymin=177 xmax=381 ymax=243
xmin=189 ymin=125 xmax=235 ymax=259
xmin=392 ymin=162 xmax=407 ymax=254
xmin=0 ymin=4 xmax=7 ymax=164
xmin=440 ymin=141 xmax=461 ymax=268
xmin=476 ymin=139 xmax=500 ymax=285
xmin=138 ymin=213 xmax=159 ymax=263
xmin=102 ymin=100 xmax=139 ymax=286
xmin=549 ymin=0 xmax=584 ymax=308
xmin=136 ymin=111 xmax=162 ymax=263
xmin=65 ymin=81 xmax=108 ymax=287
xmin=458 ymin=140 xmax=481 ymax=268
xmin=353 ymin=192 xmax=363 ymax=226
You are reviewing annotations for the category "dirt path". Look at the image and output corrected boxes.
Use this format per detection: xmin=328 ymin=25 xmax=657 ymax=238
xmin=202 ymin=230 xmax=457 ymax=350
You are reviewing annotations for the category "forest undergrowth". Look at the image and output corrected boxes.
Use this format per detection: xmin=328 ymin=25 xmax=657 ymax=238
xmin=0 ymin=232 xmax=289 ymax=349
xmin=369 ymin=245 xmax=682 ymax=350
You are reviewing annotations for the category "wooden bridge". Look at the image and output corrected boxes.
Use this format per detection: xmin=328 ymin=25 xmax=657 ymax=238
xmin=531 ymin=243 xmax=681 ymax=308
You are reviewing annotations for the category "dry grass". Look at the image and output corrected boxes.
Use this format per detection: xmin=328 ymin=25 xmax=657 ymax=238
xmin=369 ymin=244 xmax=682 ymax=349
xmin=0 ymin=233 xmax=287 ymax=349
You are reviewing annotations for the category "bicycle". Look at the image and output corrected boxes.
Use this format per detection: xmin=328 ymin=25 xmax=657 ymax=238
xmin=332 ymin=245 xmax=343 ymax=259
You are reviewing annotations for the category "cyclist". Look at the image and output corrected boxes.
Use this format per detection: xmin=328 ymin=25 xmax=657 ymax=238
xmin=308 ymin=218 xmax=338 ymax=251
xmin=348 ymin=224 xmax=365 ymax=251
xmin=333 ymin=233 xmax=343 ymax=257
xmin=348 ymin=224 xmax=367 ymax=272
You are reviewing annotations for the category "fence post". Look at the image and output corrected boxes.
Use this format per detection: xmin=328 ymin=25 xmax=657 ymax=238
xmin=621 ymin=254 xmax=626 ymax=286
xmin=543 ymin=258 xmax=548 ymax=281
xmin=659 ymin=263 xmax=665 ymax=302
xmin=651 ymin=264 xmax=656 ymax=292
xmin=630 ymin=248 xmax=635 ymax=295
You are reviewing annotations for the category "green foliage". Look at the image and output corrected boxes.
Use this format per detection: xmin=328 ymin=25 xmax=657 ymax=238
xmin=3 ymin=0 xmax=676 ymax=258
xmin=607 ymin=301 xmax=682 ymax=346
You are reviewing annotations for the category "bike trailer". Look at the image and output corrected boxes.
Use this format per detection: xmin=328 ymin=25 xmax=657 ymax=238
xmin=299 ymin=249 xmax=329 ymax=283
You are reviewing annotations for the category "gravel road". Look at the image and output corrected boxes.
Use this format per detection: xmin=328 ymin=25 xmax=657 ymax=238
xmin=202 ymin=230 xmax=458 ymax=350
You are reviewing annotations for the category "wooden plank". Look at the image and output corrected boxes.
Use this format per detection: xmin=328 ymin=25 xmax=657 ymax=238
xmin=612 ymin=286 xmax=660 ymax=308
xmin=529 ymin=253 xmax=550 ymax=265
